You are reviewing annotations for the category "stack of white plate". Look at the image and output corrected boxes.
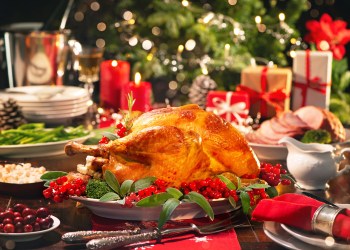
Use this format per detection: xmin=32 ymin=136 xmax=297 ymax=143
xmin=0 ymin=86 xmax=90 ymax=124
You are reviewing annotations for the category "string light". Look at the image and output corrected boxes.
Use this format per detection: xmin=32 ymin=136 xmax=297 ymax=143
xmin=182 ymin=0 xmax=189 ymax=7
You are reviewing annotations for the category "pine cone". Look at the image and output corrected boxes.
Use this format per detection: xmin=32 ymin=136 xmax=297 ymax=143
xmin=0 ymin=98 xmax=27 ymax=131
xmin=189 ymin=75 xmax=217 ymax=109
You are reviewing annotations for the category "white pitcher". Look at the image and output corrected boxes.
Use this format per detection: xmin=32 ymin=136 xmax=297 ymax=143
xmin=278 ymin=137 xmax=350 ymax=190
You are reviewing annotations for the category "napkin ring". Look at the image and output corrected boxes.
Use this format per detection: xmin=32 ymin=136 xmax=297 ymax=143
xmin=311 ymin=204 xmax=345 ymax=236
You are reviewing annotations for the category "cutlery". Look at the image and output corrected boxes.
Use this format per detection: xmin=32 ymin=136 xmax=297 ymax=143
xmin=84 ymin=217 xmax=249 ymax=249
xmin=301 ymin=192 xmax=338 ymax=207
xmin=62 ymin=213 xmax=247 ymax=244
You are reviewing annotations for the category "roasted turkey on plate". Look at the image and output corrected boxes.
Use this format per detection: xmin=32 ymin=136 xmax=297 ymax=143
xmin=65 ymin=104 xmax=260 ymax=187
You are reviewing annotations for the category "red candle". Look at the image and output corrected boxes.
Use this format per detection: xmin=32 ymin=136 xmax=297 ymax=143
xmin=121 ymin=72 xmax=152 ymax=112
xmin=100 ymin=60 xmax=130 ymax=111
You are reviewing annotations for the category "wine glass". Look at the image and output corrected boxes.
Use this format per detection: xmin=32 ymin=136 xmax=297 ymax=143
xmin=73 ymin=43 xmax=104 ymax=100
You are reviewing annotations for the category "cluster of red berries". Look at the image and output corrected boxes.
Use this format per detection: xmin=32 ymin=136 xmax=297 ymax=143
xmin=247 ymin=188 xmax=269 ymax=206
xmin=0 ymin=204 xmax=53 ymax=233
xmin=43 ymin=176 xmax=87 ymax=203
xmin=123 ymin=179 xmax=168 ymax=207
xmin=259 ymin=163 xmax=292 ymax=186
xmin=98 ymin=123 xmax=127 ymax=144
xmin=180 ymin=178 xmax=240 ymax=202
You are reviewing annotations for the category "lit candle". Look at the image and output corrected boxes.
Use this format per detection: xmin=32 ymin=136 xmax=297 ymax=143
xmin=100 ymin=60 xmax=130 ymax=111
xmin=121 ymin=72 xmax=152 ymax=112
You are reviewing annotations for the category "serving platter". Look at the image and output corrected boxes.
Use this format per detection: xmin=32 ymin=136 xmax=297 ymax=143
xmin=0 ymin=133 xmax=92 ymax=158
xmin=70 ymin=196 xmax=240 ymax=221
xmin=0 ymin=216 xmax=60 ymax=242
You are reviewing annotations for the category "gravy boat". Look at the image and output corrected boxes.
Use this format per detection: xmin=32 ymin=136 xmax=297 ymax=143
xmin=278 ymin=137 xmax=350 ymax=190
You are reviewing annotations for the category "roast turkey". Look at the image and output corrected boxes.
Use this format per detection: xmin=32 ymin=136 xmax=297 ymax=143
xmin=65 ymin=104 xmax=260 ymax=187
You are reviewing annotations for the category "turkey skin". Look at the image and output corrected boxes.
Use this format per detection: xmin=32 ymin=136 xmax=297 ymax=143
xmin=65 ymin=104 xmax=260 ymax=187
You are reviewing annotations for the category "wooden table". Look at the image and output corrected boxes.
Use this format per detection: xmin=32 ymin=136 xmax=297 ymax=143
xmin=1 ymin=154 xmax=350 ymax=250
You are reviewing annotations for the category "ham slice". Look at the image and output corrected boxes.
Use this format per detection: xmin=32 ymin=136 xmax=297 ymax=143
xmin=246 ymin=106 xmax=345 ymax=145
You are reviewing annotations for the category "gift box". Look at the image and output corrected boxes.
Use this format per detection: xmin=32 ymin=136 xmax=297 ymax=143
xmin=206 ymin=91 xmax=249 ymax=124
xmin=237 ymin=66 xmax=292 ymax=119
xmin=291 ymin=50 xmax=333 ymax=110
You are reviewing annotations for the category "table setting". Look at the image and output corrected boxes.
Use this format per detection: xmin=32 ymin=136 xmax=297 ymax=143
xmin=1 ymin=1 xmax=350 ymax=249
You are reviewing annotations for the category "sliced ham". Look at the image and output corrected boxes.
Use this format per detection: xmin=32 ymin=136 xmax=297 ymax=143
xmin=245 ymin=105 xmax=345 ymax=145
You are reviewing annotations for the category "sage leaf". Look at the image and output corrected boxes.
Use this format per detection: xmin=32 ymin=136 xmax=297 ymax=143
xmin=186 ymin=191 xmax=214 ymax=220
xmin=248 ymin=183 xmax=270 ymax=189
xmin=228 ymin=196 xmax=237 ymax=208
xmin=132 ymin=177 xmax=156 ymax=192
xmin=158 ymin=198 xmax=180 ymax=229
xmin=236 ymin=176 xmax=242 ymax=189
xmin=120 ymin=180 xmax=134 ymax=197
xmin=99 ymin=192 xmax=120 ymax=202
xmin=217 ymin=175 xmax=236 ymax=190
xmin=40 ymin=171 xmax=67 ymax=181
xmin=240 ymin=191 xmax=251 ymax=214
xmin=166 ymin=187 xmax=183 ymax=199
xmin=103 ymin=132 xmax=119 ymax=141
xmin=266 ymin=186 xmax=278 ymax=198
xmin=105 ymin=170 xmax=121 ymax=194
xmin=136 ymin=193 xmax=173 ymax=207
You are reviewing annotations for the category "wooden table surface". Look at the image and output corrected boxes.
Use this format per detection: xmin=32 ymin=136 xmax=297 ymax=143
xmin=1 ymin=154 xmax=350 ymax=250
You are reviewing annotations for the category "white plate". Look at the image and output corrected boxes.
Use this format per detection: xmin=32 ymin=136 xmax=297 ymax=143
xmin=19 ymin=96 xmax=90 ymax=110
xmin=24 ymin=108 xmax=88 ymax=118
xmin=263 ymin=221 xmax=320 ymax=250
xmin=0 ymin=133 xmax=92 ymax=158
xmin=70 ymin=196 xmax=240 ymax=221
xmin=281 ymin=224 xmax=350 ymax=250
xmin=0 ymin=216 xmax=60 ymax=242
xmin=2 ymin=86 xmax=89 ymax=103
xmin=249 ymin=129 xmax=350 ymax=161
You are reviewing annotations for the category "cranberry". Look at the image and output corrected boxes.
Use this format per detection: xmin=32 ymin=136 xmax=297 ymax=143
xmin=3 ymin=210 xmax=14 ymax=220
xmin=3 ymin=218 xmax=12 ymax=225
xmin=15 ymin=222 xmax=24 ymax=233
xmin=38 ymin=218 xmax=51 ymax=230
xmin=3 ymin=223 xmax=15 ymax=233
xmin=22 ymin=208 xmax=36 ymax=217
xmin=13 ymin=212 xmax=21 ymax=218
xmin=23 ymin=215 xmax=36 ymax=225
xmin=13 ymin=203 xmax=27 ymax=213
xmin=36 ymin=207 xmax=50 ymax=218
xmin=13 ymin=216 xmax=24 ymax=224
xmin=33 ymin=222 xmax=41 ymax=231
xmin=24 ymin=224 xmax=33 ymax=232
xmin=0 ymin=223 xmax=4 ymax=232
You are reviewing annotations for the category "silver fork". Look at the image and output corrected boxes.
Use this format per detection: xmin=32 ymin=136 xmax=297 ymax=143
xmin=85 ymin=215 xmax=248 ymax=249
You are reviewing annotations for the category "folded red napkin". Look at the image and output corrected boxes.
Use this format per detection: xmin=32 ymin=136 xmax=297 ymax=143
xmin=91 ymin=214 xmax=241 ymax=250
xmin=251 ymin=193 xmax=350 ymax=241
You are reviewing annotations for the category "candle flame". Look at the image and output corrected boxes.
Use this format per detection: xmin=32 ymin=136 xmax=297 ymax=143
xmin=111 ymin=60 xmax=118 ymax=67
xmin=135 ymin=72 xmax=141 ymax=85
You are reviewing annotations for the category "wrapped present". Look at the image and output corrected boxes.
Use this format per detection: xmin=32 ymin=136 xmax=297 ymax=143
xmin=237 ymin=66 xmax=292 ymax=118
xmin=292 ymin=50 xmax=332 ymax=110
xmin=206 ymin=91 xmax=249 ymax=124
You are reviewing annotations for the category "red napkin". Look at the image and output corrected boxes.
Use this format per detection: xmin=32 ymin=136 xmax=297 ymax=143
xmin=91 ymin=214 xmax=241 ymax=250
xmin=251 ymin=193 xmax=350 ymax=241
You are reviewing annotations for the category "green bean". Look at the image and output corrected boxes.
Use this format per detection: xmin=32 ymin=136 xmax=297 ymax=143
xmin=0 ymin=123 xmax=89 ymax=145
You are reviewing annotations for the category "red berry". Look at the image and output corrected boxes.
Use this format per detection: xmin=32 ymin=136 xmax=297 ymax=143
xmin=98 ymin=136 xmax=110 ymax=144
xmin=3 ymin=223 xmax=15 ymax=233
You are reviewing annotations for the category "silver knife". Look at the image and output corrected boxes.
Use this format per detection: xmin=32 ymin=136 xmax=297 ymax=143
xmin=61 ymin=228 xmax=142 ymax=243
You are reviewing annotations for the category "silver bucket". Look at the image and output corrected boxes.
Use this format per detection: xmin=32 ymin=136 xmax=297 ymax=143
xmin=3 ymin=24 xmax=69 ymax=88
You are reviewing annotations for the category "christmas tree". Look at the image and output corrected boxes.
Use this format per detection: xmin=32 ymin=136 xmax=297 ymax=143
xmin=70 ymin=0 xmax=308 ymax=104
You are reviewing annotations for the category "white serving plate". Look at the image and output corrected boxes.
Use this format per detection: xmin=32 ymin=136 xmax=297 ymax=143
xmin=263 ymin=221 xmax=320 ymax=250
xmin=3 ymin=86 xmax=89 ymax=103
xmin=0 ymin=133 xmax=92 ymax=158
xmin=70 ymin=196 xmax=240 ymax=221
xmin=281 ymin=224 xmax=350 ymax=250
xmin=0 ymin=216 xmax=60 ymax=242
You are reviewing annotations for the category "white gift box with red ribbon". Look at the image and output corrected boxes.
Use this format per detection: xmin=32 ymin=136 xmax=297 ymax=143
xmin=206 ymin=91 xmax=249 ymax=124
xmin=292 ymin=50 xmax=333 ymax=110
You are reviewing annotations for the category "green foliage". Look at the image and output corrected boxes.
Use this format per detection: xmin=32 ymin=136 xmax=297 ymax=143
xmin=94 ymin=0 xmax=307 ymax=94
xmin=86 ymin=179 xmax=114 ymax=199
xmin=330 ymin=59 xmax=350 ymax=126
xmin=301 ymin=129 xmax=332 ymax=144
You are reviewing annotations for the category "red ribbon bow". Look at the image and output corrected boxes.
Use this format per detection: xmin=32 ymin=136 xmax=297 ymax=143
xmin=237 ymin=67 xmax=288 ymax=117
xmin=294 ymin=50 xmax=331 ymax=107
